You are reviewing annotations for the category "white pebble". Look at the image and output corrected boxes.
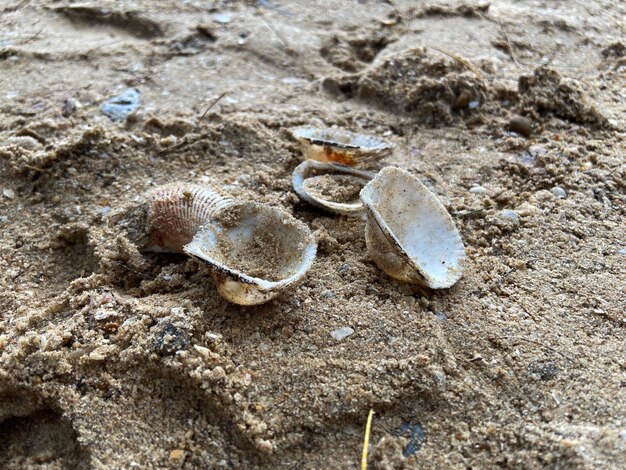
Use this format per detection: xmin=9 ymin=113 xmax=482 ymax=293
xmin=212 ymin=13 xmax=232 ymax=23
xmin=331 ymin=327 xmax=354 ymax=341
xmin=551 ymin=187 xmax=567 ymax=199
xmin=469 ymin=186 xmax=487 ymax=195
xmin=500 ymin=209 xmax=520 ymax=222
xmin=3 ymin=189 xmax=15 ymax=199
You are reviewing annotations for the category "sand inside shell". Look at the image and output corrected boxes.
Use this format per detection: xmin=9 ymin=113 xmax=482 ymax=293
xmin=209 ymin=204 xmax=306 ymax=282
xmin=302 ymin=174 xmax=366 ymax=204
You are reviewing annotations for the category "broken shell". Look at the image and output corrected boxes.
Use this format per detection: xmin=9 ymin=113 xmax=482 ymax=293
xmin=292 ymin=160 xmax=375 ymax=216
xmin=360 ymin=167 xmax=465 ymax=289
xmin=130 ymin=183 xmax=317 ymax=305
xmin=291 ymin=126 xmax=393 ymax=167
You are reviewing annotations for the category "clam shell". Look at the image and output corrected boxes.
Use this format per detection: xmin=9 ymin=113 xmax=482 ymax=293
xmin=132 ymin=183 xmax=317 ymax=305
xmin=360 ymin=167 xmax=465 ymax=289
xmin=292 ymin=160 xmax=375 ymax=216
xmin=184 ymin=202 xmax=317 ymax=305
xmin=145 ymin=183 xmax=235 ymax=252
xmin=291 ymin=127 xmax=393 ymax=167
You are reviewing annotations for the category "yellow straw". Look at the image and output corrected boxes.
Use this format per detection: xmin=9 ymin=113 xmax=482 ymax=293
xmin=361 ymin=409 xmax=374 ymax=470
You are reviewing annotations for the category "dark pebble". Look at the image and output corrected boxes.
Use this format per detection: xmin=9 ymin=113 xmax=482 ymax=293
xmin=509 ymin=115 xmax=533 ymax=137
xmin=153 ymin=322 xmax=190 ymax=356
xmin=456 ymin=90 xmax=473 ymax=109
xmin=397 ymin=422 xmax=426 ymax=456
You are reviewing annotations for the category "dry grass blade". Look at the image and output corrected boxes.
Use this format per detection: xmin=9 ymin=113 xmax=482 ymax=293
xmin=430 ymin=46 xmax=484 ymax=82
xmin=361 ymin=409 xmax=374 ymax=470
xmin=194 ymin=91 xmax=227 ymax=131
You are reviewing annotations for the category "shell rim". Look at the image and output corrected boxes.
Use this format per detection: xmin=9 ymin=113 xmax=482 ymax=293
xmin=183 ymin=219 xmax=318 ymax=292
xmin=291 ymin=127 xmax=393 ymax=152
xmin=292 ymin=160 xmax=376 ymax=216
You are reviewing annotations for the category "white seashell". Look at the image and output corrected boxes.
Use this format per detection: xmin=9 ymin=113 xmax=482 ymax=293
xmin=133 ymin=183 xmax=317 ymax=305
xmin=360 ymin=167 xmax=465 ymax=289
xmin=291 ymin=127 xmax=393 ymax=167
xmin=292 ymin=160 xmax=375 ymax=216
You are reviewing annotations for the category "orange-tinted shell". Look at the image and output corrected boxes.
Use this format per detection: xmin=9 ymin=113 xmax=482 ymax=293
xmin=291 ymin=127 xmax=393 ymax=167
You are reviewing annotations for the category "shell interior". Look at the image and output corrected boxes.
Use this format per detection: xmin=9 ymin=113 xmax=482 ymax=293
xmin=360 ymin=167 xmax=465 ymax=288
xmin=292 ymin=160 xmax=375 ymax=216
xmin=184 ymin=202 xmax=317 ymax=292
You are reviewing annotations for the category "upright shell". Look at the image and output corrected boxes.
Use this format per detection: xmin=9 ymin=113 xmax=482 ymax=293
xmin=291 ymin=127 xmax=393 ymax=167
xmin=360 ymin=167 xmax=465 ymax=289
xmin=121 ymin=183 xmax=317 ymax=305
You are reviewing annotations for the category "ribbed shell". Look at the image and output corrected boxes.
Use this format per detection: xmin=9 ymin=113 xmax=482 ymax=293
xmin=146 ymin=183 xmax=235 ymax=253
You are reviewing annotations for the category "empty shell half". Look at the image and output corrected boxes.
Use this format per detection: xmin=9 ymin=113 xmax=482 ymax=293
xmin=291 ymin=126 xmax=393 ymax=167
xmin=125 ymin=183 xmax=317 ymax=305
xmin=292 ymin=160 xmax=376 ymax=216
xmin=360 ymin=167 xmax=465 ymax=289
xmin=184 ymin=202 xmax=317 ymax=305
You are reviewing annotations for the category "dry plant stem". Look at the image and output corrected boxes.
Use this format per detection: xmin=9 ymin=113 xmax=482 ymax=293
xmin=430 ymin=46 xmax=484 ymax=83
xmin=158 ymin=93 xmax=226 ymax=155
xmin=194 ymin=91 xmax=227 ymax=131
xmin=488 ymin=335 xmax=574 ymax=361
xmin=361 ymin=409 xmax=374 ymax=470
xmin=255 ymin=8 xmax=316 ymax=79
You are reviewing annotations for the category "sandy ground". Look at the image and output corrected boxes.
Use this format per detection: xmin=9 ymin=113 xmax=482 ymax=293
xmin=0 ymin=0 xmax=625 ymax=468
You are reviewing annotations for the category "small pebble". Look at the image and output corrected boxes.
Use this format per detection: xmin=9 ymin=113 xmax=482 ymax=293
xmin=551 ymin=186 xmax=567 ymax=199
xmin=3 ymin=189 xmax=15 ymax=199
xmin=499 ymin=209 xmax=520 ymax=223
xmin=62 ymin=99 xmax=77 ymax=117
xmin=331 ymin=327 xmax=354 ymax=341
xmin=102 ymin=88 xmax=141 ymax=121
xmin=1 ymin=136 xmax=41 ymax=150
xmin=0 ymin=216 xmax=8 ymax=223
xmin=212 ymin=13 xmax=232 ymax=23
xmin=469 ymin=186 xmax=487 ymax=195
xmin=456 ymin=90 xmax=473 ymax=109
xmin=509 ymin=115 xmax=533 ymax=137
xmin=468 ymin=100 xmax=480 ymax=109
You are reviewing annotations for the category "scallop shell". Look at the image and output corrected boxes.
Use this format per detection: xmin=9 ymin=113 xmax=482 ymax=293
xmin=292 ymin=160 xmax=375 ymax=216
xmin=359 ymin=167 xmax=465 ymax=289
xmin=291 ymin=127 xmax=393 ymax=167
xmin=134 ymin=183 xmax=317 ymax=305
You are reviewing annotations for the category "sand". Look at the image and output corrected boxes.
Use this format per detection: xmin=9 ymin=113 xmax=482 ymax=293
xmin=0 ymin=0 xmax=625 ymax=468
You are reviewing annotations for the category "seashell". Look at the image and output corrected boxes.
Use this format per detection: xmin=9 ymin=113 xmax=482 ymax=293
xmin=360 ymin=167 xmax=465 ymax=289
xmin=292 ymin=160 xmax=376 ymax=216
xmin=291 ymin=126 xmax=393 ymax=167
xmin=127 ymin=183 xmax=317 ymax=305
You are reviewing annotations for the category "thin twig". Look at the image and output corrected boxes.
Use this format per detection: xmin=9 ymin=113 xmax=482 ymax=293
xmin=255 ymin=9 xmax=294 ymax=54
xmin=157 ymin=93 xmax=226 ymax=156
xmin=194 ymin=92 xmax=227 ymax=131
xmin=488 ymin=335 xmax=573 ymax=361
xmin=430 ymin=46 xmax=484 ymax=82
xmin=254 ymin=8 xmax=315 ymax=79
